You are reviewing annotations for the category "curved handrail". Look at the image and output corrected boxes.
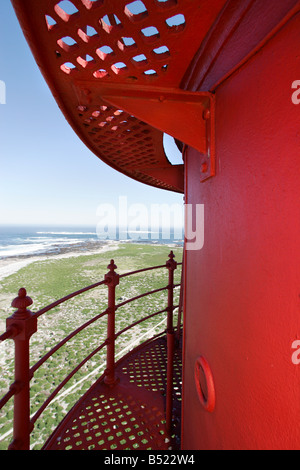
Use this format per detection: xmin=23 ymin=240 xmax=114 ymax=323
xmin=0 ymin=252 xmax=182 ymax=450
xmin=0 ymin=329 xmax=15 ymax=342
xmin=115 ymin=305 xmax=179 ymax=340
xmin=118 ymin=264 xmax=167 ymax=278
xmin=30 ymin=309 xmax=109 ymax=375
xmin=30 ymin=339 xmax=108 ymax=426
xmin=35 ymin=279 xmax=106 ymax=318
xmin=32 ymin=262 xmax=182 ymax=319
xmin=116 ymin=285 xmax=169 ymax=309
xmin=0 ymin=385 xmax=16 ymax=410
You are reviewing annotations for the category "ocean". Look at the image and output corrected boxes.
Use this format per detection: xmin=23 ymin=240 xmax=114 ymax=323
xmin=0 ymin=225 xmax=183 ymax=260
xmin=0 ymin=226 xmax=100 ymax=259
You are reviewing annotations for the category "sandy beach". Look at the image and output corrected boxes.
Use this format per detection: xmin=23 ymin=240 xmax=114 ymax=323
xmin=0 ymin=239 xmax=120 ymax=282
xmin=0 ymin=239 xmax=121 ymax=339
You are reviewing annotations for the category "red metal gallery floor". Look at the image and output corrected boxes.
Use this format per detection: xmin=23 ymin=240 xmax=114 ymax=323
xmin=42 ymin=334 xmax=182 ymax=451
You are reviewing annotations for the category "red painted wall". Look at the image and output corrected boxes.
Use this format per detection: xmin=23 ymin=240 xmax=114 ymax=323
xmin=182 ymin=5 xmax=300 ymax=449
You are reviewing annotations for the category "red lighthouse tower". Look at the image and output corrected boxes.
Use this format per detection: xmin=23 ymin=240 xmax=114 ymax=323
xmin=1 ymin=0 xmax=300 ymax=450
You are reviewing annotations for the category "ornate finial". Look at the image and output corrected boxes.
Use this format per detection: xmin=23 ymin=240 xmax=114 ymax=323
xmin=107 ymin=259 xmax=117 ymax=272
xmin=11 ymin=287 xmax=33 ymax=320
xmin=11 ymin=288 xmax=33 ymax=313
xmin=105 ymin=260 xmax=119 ymax=287
xmin=166 ymin=250 xmax=177 ymax=271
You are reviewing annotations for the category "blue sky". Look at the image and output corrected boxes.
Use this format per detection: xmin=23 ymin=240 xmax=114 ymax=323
xmin=0 ymin=0 xmax=183 ymax=228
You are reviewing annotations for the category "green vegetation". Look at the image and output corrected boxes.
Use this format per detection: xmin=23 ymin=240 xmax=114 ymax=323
xmin=0 ymin=243 xmax=182 ymax=450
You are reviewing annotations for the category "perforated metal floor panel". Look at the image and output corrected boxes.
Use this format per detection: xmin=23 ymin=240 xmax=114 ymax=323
xmin=43 ymin=335 xmax=182 ymax=450
xmin=12 ymin=0 xmax=226 ymax=192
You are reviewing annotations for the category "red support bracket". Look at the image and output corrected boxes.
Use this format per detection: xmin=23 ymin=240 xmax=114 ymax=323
xmin=102 ymin=86 xmax=215 ymax=183
xmin=76 ymin=82 xmax=216 ymax=182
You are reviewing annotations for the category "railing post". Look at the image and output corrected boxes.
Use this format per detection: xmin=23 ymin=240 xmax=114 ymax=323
xmin=6 ymin=288 xmax=37 ymax=450
xmin=166 ymin=251 xmax=177 ymax=434
xmin=176 ymin=250 xmax=184 ymax=343
xmin=104 ymin=260 xmax=119 ymax=386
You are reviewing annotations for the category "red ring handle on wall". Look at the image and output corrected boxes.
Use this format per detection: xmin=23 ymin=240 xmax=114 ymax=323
xmin=194 ymin=356 xmax=216 ymax=413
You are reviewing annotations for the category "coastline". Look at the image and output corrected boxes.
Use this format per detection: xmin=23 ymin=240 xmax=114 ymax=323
xmin=0 ymin=240 xmax=120 ymax=282
xmin=0 ymin=238 xmax=182 ymax=283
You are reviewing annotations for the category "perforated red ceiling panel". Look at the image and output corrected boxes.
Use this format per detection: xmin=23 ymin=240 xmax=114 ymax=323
xmin=12 ymin=0 xmax=227 ymax=192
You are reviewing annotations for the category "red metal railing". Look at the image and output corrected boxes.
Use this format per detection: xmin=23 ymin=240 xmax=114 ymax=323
xmin=0 ymin=251 xmax=182 ymax=450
